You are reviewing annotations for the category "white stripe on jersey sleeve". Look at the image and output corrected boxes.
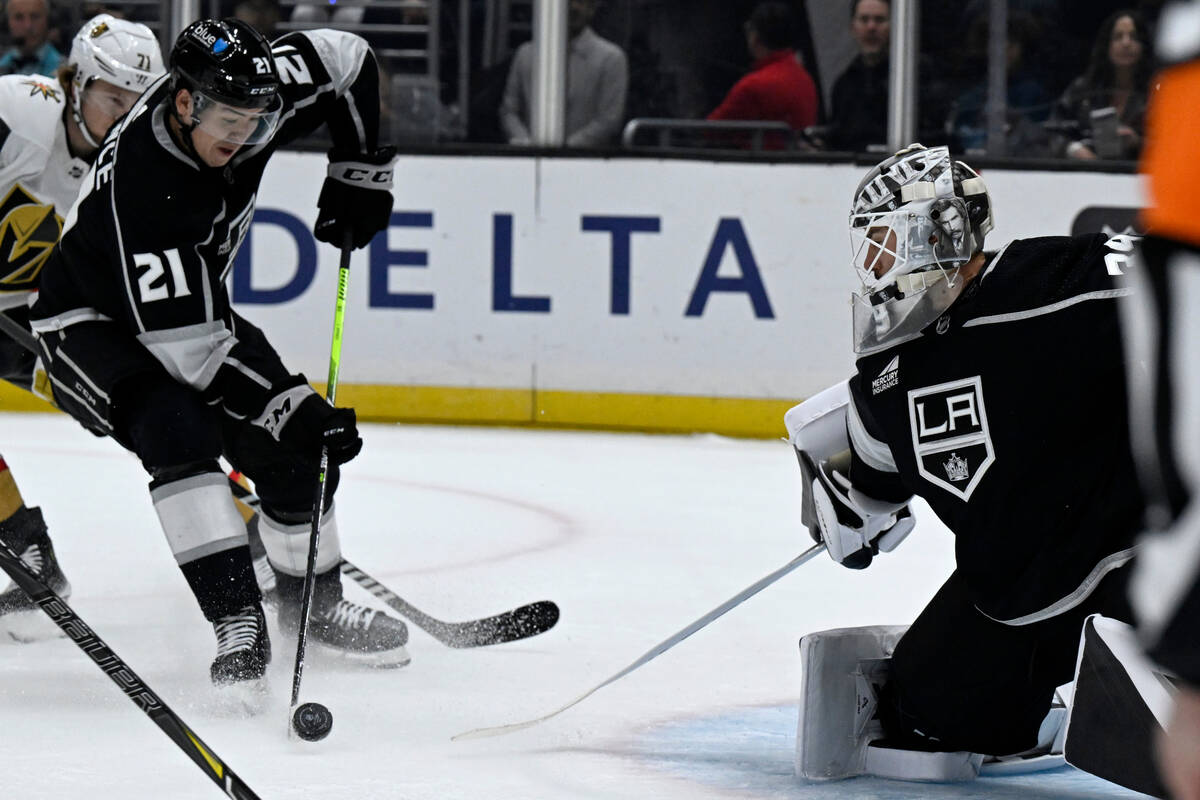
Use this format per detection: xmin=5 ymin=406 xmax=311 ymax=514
xmin=297 ymin=29 xmax=369 ymax=97
xmin=847 ymin=395 xmax=899 ymax=473
xmin=296 ymin=30 xmax=369 ymax=144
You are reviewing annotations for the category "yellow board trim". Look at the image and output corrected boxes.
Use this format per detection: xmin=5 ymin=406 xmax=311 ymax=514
xmin=0 ymin=382 xmax=794 ymax=439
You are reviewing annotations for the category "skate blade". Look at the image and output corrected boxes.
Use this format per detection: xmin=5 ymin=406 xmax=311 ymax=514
xmin=314 ymin=641 xmax=412 ymax=669
xmin=207 ymin=676 xmax=270 ymax=717
xmin=0 ymin=609 xmax=66 ymax=643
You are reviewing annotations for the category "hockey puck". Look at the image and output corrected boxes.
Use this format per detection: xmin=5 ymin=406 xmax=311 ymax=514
xmin=292 ymin=702 xmax=333 ymax=742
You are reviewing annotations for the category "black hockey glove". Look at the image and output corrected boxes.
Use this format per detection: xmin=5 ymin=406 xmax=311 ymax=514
xmin=253 ymin=380 xmax=363 ymax=465
xmin=314 ymin=146 xmax=397 ymax=251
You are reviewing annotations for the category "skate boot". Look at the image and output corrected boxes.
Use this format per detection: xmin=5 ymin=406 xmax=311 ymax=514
xmin=278 ymin=575 xmax=411 ymax=668
xmin=0 ymin=507 xmax=71 ymax=642
xmin=308 ymin=599 xmax=410 ymax=667
xmin=211 ymin=604 xmax=272 ymax=686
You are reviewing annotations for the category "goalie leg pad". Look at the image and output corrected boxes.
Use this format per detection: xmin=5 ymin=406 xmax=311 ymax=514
xmin=796 ymin=624 xmax=907 ymax=779
xmin=1064 ymin=614 xmax=1171 ymax=798
xmin=797 ymin=624 xmax=1005 ymax=783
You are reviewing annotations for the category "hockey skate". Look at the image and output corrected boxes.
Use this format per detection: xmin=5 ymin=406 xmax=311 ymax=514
xmin=0 ymin=506 xmax=71 ymax=643
xmin=209 ymin=604 xmax=272 ymax=714
xmin=279 ymin=594 xmax=411 ymax=668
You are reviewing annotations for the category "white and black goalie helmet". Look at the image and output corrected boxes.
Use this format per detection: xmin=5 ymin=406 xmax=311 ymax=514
xmin=68 ymin=14 xmax=164 ymax=146
xmin=848 ymin=144 xmax=993 ymax=355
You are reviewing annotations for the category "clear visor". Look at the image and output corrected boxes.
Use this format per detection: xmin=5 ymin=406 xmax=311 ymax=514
xmin=80 ymin=81 xmax=141 ymax=121
xmin=190 ymin=91 xmax=282 ymax=147
xmin=851 ymin=266 xmax=968 ymax=354
xmin=849 ymin=197 xmax=974 ymax=291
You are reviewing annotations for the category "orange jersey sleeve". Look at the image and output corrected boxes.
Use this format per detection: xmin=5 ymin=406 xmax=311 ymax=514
xmin=1142 ymin=61 xmax=1200 ymax=246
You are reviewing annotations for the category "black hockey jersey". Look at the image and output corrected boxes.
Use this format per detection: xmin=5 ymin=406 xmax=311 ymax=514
xmin=29 ymin=29 xmax=381 ymax=420
xmin=847 ymin=233 xmax=1143 ymax=624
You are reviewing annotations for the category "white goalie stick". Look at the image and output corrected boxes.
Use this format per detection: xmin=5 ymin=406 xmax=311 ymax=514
xmin=226 ymin=477 xmax=560 ymax=648
xmin=452 ymin=542 xmax=827 ymax=740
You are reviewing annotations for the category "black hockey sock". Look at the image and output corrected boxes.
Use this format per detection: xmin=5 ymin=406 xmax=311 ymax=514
xmin=275 ymin=567 xmax=344 ymax=613
xmin=179 ymin=545 xmax=262 ymax=621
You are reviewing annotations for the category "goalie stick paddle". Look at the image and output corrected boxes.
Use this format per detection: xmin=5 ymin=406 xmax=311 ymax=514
xmin=0 ymin=539 xmax=262 ymax=799
xmin=452 ymin=542 xmax=827 ymax=740
xmin=226 ymin=476 xmax=561 ymax=648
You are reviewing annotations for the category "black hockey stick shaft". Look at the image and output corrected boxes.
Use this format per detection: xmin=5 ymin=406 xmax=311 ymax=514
xmin=0 ymin=540 xmax=262 ymax=799
xmin=226 ymin=478 xmax=560 ymax=648
xmin=289 ymin=235 xmax=353 ymax=732
xmin=0 ymin=310 xmax=37 ymax=354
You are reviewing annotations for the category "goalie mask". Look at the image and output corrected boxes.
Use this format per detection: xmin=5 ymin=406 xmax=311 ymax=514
xmin=170 ymin=18 xmax=282 ymax=148
xmin=848 ymin=144 xmax=993 ymax=355
xmin=68 ymin=14 xmax=165 ymax=149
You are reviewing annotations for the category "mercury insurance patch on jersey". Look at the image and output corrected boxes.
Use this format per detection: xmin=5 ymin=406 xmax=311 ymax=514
xmin=907 ymin=376 xmax=995 ymax=500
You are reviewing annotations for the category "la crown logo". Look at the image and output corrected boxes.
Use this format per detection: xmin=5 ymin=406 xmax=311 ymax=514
xmin=943 ymin=452 xmax=969 ymax=482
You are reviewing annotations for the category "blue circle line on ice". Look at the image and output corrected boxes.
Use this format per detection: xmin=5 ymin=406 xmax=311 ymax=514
xmin=626 ymin=703 xmax=1153 ymax=799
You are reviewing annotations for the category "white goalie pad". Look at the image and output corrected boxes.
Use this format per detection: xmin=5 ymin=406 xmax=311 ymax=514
xmin=785 ymin=380 xmax=850 ymax=457
xmin=796 ymin=624 xmax=907 ymax=780
xmin=798 ymin=624 xmax=1072 ymax=784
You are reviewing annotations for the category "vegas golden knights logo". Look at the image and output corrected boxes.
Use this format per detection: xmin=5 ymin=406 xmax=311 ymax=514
xmin=0 ymin=184 xmax=62 ymax=293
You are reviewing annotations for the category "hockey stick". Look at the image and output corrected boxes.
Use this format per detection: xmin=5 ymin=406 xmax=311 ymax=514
xmin=0 ymin=310 xmax=37 ymax=354
xmin=226 ymin=477 xmax=560 ymax=648
xmin=288 ymin=235 xmax=353 ymax=739
xmin=0 ymin=539 xmax=262 ymax=799
xmin=452 ymin=542 xmax=827 ymax=740
xmin=341 ymin=560 xmax=559 ymax=648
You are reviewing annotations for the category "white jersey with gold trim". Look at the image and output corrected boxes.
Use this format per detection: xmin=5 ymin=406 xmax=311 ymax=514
xmin=0 ymin=74 xmax=90 ymax=311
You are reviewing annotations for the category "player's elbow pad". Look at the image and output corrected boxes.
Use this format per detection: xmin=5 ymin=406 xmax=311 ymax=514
xmin=796 ymin=447 xmax=915 ymax=569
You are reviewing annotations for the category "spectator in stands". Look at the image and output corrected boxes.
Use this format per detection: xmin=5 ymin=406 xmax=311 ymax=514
xmin=945 ymin=12 xmax=1052 ymax=156
xmin=0 ymin=0 xmax=60 ymax=76
xmin=827 ymin=0 xmax=890 ymax=152
xmin=500 ymin=0 xmax=628 ymax=147
xmin=233 ymin=0 xmax=281 ymax=39
xmin=706 ymin=1 xmax=817 ymax=142
xmin=1051 ymin=9 xmax=1155 ymax=160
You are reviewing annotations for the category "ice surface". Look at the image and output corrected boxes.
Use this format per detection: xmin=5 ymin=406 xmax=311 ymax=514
xmin=0 ymin=413 xmax=1153 ymax=799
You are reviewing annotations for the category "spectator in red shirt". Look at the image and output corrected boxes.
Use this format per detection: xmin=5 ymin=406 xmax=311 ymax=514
xmin=707 ymin=1 xmax=818 ymax=146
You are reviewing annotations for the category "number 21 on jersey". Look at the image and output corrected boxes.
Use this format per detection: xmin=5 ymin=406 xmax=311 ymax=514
xmin=134 ymin=249 xmax=191 ymax=302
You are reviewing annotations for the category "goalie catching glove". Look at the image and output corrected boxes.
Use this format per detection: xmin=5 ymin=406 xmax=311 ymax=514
xmin=315 ymin=146 xmax=397 ymax=250
xmin=796 ymin=449 xmax=914 ymax=569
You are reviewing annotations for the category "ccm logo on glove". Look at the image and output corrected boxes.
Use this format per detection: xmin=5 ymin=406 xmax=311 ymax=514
xmin=333 ymin=165 xmax=394 ymax=186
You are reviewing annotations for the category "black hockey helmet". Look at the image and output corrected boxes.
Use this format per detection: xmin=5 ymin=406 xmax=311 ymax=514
xmin=169 ymin=18 xmax=279 ymax=110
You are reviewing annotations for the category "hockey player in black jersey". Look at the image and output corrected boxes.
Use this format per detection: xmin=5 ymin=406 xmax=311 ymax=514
xmin=788 ymin=144 xmax=1143 ymax=781
xmin=28 ymin=19 xmax=409 ymax=688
